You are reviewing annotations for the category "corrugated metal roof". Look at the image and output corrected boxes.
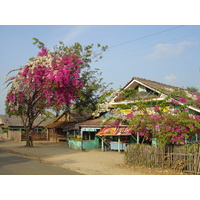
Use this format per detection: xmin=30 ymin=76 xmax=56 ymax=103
xmin=0 ymin=115 xmax=53 ymax=127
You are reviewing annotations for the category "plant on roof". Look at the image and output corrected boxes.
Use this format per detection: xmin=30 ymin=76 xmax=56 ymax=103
xmin=103 ymin=88 xmax=200 ymax=147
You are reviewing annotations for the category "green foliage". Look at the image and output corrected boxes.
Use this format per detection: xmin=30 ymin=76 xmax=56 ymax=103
xmin=2 ymin=127 xmax=9 ymax=133
xmin=186 ymin=86 xmax=199 ymax=92
xmin=120 ymin=88 xmax=137 ymax=101
xmin=32 ymin=37 xmax=44 ymax=49
xmin=98 ymin=90 xmax=116 ymax=104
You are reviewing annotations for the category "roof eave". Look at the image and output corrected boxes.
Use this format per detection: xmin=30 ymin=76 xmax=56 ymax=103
xmin=110 ymin=97 xmax=166 ymax=106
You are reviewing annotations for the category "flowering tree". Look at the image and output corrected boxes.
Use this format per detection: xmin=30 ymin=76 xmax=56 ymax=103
xmin=126 ymin=109 xmax=200 ymax=147
xmin=50 ymin=40 xmax=110 ymax=114
xmin=102 ymin=89 xmax=200 ymax=147
xmin=5 ymin=46 xmax=83 ymax=146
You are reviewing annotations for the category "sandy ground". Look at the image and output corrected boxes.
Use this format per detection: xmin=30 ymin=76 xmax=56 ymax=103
xmin=0 ymin=140 xmax=185 ymax=175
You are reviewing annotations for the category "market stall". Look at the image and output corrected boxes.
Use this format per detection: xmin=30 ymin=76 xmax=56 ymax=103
xmin=96 ymin=127 xmax=137 ymax=152
xmin=64 ymin=118 xmax=104 ymax=150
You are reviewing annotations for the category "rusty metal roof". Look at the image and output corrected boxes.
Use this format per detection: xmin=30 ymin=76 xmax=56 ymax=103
xmin=96 ymin=127 xmax=132 ymax=136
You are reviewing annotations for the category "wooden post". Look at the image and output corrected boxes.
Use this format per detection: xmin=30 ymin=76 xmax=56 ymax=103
xmin=74 ymin=129 xmax=76 ymax=137
xmin=80 ymin=128 xmax=83 ymax=138
xmin=81 ymin=129 xmax=83 ymax=150
xmin=101 ymin=136 xmax=104 ymax=152
xmin=118 ymin=136 xmax=121 ymax=153
xmin=137 ymin=133 xmax=139 ymax=144
xmin=20 ymin=129 xmax=22 ymax=142
xmin=89 ymin=132 xmax=91 ymax=140
xmin=46 ymin=129 xmax=49 ymax=141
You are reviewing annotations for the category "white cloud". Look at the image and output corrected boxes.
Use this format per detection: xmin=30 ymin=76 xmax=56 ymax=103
xmin=164 ymin=74 xmax=178 ymax=84
xmin=146 ymin=41 xmax=194 ymax=60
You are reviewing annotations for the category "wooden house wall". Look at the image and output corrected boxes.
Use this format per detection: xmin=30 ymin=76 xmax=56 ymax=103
xmin=6 ymin=128 xmax=48 ymax=142
xmin=0 ymin=132 xmax=8 ymax=140
xmin=48 ymin=128 xmax=66 ymax=142
xmin=48 ymin=129 xmax=57 ymax=142
xmin=8 ymin=130 xmax=22 ymax=142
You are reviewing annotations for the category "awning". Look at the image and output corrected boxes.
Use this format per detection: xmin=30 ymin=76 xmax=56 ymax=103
xmin=96 ymin=127 xmax=132 ymax=136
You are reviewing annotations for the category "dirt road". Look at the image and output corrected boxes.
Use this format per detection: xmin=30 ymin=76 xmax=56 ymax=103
xmin=0 ymin=140 xmax=184 ymax=175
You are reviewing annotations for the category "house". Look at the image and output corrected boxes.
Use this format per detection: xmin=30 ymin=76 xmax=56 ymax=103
xmin=0 ymin=115 xmax=52 ymax=142
xmin=65 ymin=118 xmax=104 ymax=149
xmin=45 ymin=111 xmax=91 ymax=142
xmin=65 ymin=114 xmax=138 ymax=152
xmin=109 ymin=77 xmax=200 ymax=114
xmin=95 ymin=77 xmax=200 ymax=149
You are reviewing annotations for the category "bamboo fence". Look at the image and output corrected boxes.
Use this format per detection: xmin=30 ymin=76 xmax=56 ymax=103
xmin=125 ymin=144 xmax=200 ymax=175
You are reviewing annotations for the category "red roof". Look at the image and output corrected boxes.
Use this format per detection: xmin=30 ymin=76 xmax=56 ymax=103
xmin=96 ymin=127 xmax=132 ymax=136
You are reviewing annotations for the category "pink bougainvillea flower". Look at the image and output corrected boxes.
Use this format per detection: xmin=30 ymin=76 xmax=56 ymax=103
xmin=196 ymin=99 xmax=200 ymax=104
xmin=114 ymin=121 xmax=121 ymax=127
xmin=37 ymin=48 xmax=48 ymax=56
xmin=140 ymin=132 xmax=144 ymax=136
xmin=180 ymin=134 xmax=185 ymax=139
xmin=171 ymin=99 xmax=180 ymax=105
xmin=180 ymin=97 xmax=187 ymax=103
xmin=154 ymin=106 xmax=159 ymax=111
xmin=6 ymin=47 xmax=83 ymax=113
xmin=126 ymin=112 xmax=133 ymax=118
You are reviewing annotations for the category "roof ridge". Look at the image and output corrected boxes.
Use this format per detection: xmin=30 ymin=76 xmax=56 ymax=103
xmin=133 ymin=77 xmax=180 ymax=89
xmin=132 ymin=77 xmax=200 ymax=95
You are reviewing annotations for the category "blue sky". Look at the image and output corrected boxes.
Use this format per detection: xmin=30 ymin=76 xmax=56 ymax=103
xmin=0 ymin=25 xmax=200 ymax=114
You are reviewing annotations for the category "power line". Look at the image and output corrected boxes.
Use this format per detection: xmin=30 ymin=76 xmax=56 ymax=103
xmin=128 ymin=32 xmax=200 ymax=52
xmin=109 ymin=25 xmax=185 ymax=49
xmin=106 ymin=32 xmax=200 ymax=58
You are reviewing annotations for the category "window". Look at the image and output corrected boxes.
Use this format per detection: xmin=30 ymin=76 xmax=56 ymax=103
xmin=83 ymin=131 xmax=96 ymax=140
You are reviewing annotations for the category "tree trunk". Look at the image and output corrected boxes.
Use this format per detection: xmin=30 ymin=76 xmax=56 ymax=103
xmin=25 ymin=125 xmax=34 ymax=147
